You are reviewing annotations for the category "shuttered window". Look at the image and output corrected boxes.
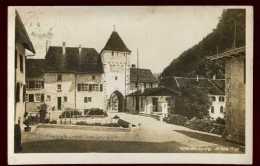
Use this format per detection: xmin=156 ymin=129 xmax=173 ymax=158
xmin=20 ymin=54 xmax=23 ymax=72
xmin=15 ymin=83 xmax=20 ymax=102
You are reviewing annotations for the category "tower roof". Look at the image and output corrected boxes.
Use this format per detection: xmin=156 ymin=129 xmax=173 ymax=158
xmin=102 ymin=31 xmax=131 ymax=53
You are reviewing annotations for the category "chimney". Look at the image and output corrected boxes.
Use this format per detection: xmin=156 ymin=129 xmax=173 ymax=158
xmin=212 ymin=74 xmax=216 ymax=80
xmin=62 ymin=41 xmax=66 ymax=55
xmin=79 ymin=44 xmax=82 ymax=55
xmin=131 ymin=64 xmax=136 ymax=68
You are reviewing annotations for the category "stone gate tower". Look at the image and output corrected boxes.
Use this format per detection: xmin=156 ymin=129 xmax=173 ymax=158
xmin=101 ymin=30 xmax=131 ymax=112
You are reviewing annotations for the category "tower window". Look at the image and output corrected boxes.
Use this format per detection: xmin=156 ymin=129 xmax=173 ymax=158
xmin=211 ymin=106 xmax=214 ymax=113
xmin=57 ymin=84 xmax=62 ymax=92
xmin=115 ymin=76 xmax=118 ymax=80
xmin=92 ymin=75 xmax=96 ymax=80
xmin=112 ymin=51 xmax=114 ymax=56
xmin=220 ymin=106 xmax=224 ymax=113
xmin=64 ymin=96 xmax=68 ymax=102
xmin=57 ymin=74 xmax=62 ymax=81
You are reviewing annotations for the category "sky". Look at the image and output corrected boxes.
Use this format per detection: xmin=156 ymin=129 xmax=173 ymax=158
xmin=16 ymin=6 xmax=223 ymax=73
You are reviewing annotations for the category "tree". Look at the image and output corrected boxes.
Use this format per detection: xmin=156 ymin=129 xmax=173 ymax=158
xmin=175 ymin=86 xmax=211 ymax=119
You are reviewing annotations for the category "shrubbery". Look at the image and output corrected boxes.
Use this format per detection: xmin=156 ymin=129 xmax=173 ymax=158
xmin=75 ymin=121 xmax=121 ymax=128
xmin=164 ymin=114 xmax=225 ymax=135
xmin=164 ymin=114 xmax=188 ymax=126
xmin=59 ymin=109 xmax=81 ymax=118
xmin=184 ymin=117 xmax=225 ymax=135
xmin=84 ymin=108 xmax=108 ymax=117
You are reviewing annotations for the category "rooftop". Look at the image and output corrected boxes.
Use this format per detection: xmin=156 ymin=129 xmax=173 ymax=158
xmin=102 ymin=31 xmax=131 ymax=53
xmin=208 ymin=46 xmax=245 ymax=61
xmin=45 ymin=46 xmax=103 ymax=74
xmin=130 ymin=68 xmax=157 ymax=83
xmin=15 ymin=11 xmax=35 ymax=54
xmin=128 ymin=87 xmax=180 ymax=97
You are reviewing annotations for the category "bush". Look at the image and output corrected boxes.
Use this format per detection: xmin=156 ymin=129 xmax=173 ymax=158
xmin=84 ymin=108 xmax=108 ymax=117
xmin=164 ymin=114 xmax=188 ymax=126
xmin=49 ymin=120 xmax=57 ymax=124
xmin=184 ymin=118 xmax=225 ymax=135
xmin=215 ymin=117 xmax=225 ymax=125
xmin=75 ymin=121 xmax=120 ymax=127
xmin=60 ymin=109 xmax=81 ymax=118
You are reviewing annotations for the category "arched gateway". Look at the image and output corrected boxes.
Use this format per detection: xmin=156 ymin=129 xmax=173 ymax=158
xmin=108 ymin=91 xmax=124 ymax=112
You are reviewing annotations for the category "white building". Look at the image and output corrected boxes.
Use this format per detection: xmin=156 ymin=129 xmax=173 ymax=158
xmin=100 ymin=30 xmax=131 ymax=112
xmin=208 ymin=95 xmax=225 ymax=120
xmin=126 ymin=87 xmax=179 ymax=118
xmin=15 ymin=11 xmax=35 ymax=126
xmin=25 ymin=59 xmax=45 ymax=116
xmin=26 ymin=30 xmax=135 ymax=118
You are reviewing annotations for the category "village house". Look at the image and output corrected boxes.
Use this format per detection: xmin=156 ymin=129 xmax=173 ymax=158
xmin=172 ymin=76 xmax=226 ymax=120
xmin=26 ymin=29 xmax=185 ymax=119
xmin=208 ymin=46 xmax=245 ymax=145
xmin=15 ymin=11 xmax=35 ymax=127
xmin=128 ymin=65 xmax=158 ymax=94
xmin=126 ymin=87 xmax=179 ymax=118
xmin=43 ymin=43 xmax=104 ymax=119
xmin=25 ymin=30 xmax=133 ymax=118
xmin=25 ymin=59 xmax=45 ymax=116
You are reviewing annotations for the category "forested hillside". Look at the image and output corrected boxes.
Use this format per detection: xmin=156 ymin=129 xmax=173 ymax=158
xmin=160 ymin=9 xmax=245 ymax=87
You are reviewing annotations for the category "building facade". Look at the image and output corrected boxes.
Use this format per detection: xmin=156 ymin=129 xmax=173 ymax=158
xmin=126 ymin=87 xmax=179 ymax=118
xmin=209 ymin=46 xmax=245 ymax=145
xmin=15 ymin=11 xmax=35 ymax=126
xmin=26 ymin=30 xmax=137 ymax=118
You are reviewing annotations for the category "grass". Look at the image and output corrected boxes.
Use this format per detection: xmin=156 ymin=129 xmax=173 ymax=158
xmin=21 ymin=140 xmax=185 ymax=153
xmin=21 ymin=139 xmax=242 ymax=153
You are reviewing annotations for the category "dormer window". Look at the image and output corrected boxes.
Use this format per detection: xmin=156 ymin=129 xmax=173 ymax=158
xmin=115 ymin=76 xmax=118 ymax=80
xmin=112 ymin=51 xmax=114 ymax=56
xmin=92 ymin=75 xmax=96 ymax=80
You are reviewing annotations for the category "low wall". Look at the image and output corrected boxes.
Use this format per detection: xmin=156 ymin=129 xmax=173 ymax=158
xmin=37 ymin=124 xmax=131 ymax=132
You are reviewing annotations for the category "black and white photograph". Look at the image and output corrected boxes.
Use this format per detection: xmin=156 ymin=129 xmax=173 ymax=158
xmin=8 ymin=6 xmax=253 ymax=164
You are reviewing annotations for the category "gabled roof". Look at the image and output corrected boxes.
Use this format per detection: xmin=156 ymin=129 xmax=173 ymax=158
xmin=15 ymin=11 xmax=35 ymax=54
xmin=26 ymin=59 xmax=45 ymax=78
xmin=102 ymin=31 xmax=131 ymax=53
xmin=127 ymin=87 xmax=180 ymax=97
xmin=130 ymin=68 xmax=158 ymax=83
xmin=45 ymin=46 xmax=103 ymax=73
xmin=208 ymin=46 xmax=245 ymax=61
xmin=174 ymin=77 xmax=225 ymax=95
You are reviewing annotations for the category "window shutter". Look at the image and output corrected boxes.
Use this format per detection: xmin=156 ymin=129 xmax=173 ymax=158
xmin=23 ymin=85 xmax=26 ymax=102
xmin=41 ymin=94 xmax=44 ymax=102
xmin=15 ymin=83 xmax=20 ymax=102
xmin=100 ymin=84 xmax=103 ymax=91
xmin=41 ymin=81 xmax=44 ymax=88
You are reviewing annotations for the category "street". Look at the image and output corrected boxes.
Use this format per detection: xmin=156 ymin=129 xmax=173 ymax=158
xmin=21 ymin=113 xmax=243 ymax=153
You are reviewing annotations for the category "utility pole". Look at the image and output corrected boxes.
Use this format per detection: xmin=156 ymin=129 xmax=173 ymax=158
xmin=233 ymin=21 xmax=237 ymax=48
xmin=135 ymin=48 xmax=139 ymax=113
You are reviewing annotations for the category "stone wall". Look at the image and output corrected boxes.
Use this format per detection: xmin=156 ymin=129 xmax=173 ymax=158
xmin=224 ymin=56 xmax=245 ymax=145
